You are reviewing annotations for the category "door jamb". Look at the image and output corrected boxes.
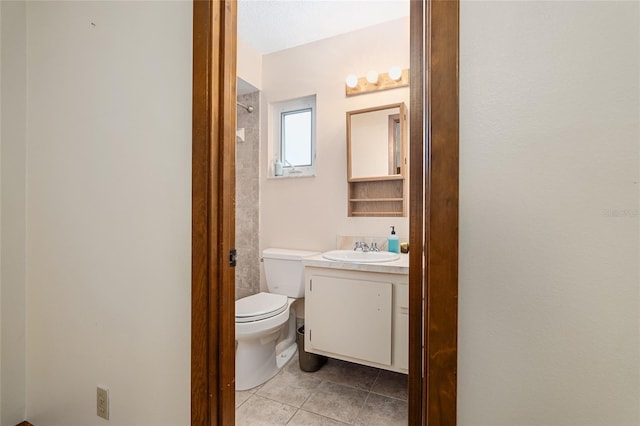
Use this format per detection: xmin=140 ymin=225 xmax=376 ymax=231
xmin=415 ymin=0 xmax=460 ymax=423
xmin=191 ymin=1 xmax=237 ymax=424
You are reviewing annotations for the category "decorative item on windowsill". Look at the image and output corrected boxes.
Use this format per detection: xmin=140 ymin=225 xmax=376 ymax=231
xmin=273 ymin=157 xmax=283 ymax=176
xmin=345 ymin=66 xmax=409 ymax=96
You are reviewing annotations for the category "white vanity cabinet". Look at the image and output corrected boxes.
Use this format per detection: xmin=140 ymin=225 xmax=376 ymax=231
xmin=303 ymin=260 xmax=408 ymax=373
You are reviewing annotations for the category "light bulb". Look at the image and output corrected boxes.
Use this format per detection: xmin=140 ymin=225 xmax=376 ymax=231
xmin=389 ymin=66 xmax=402 ymax=81
xmin=366 ymin=70 xmax=379 ymax=84
xmin=345 ymin=74 xmax=358 ymax=88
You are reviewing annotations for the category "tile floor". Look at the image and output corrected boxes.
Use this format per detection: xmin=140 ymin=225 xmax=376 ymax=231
xmin=236 ymin=354 xmax=408 ymax=425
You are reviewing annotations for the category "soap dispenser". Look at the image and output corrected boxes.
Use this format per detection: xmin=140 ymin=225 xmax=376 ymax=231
xmin=388 ymin=226 xmax=399 ymax=253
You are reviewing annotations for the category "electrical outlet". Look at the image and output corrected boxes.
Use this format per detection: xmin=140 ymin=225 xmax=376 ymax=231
xmin=97 ymin=386 xmax=109 ymax=420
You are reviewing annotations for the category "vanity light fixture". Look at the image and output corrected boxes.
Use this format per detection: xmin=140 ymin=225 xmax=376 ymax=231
xmin=366 ymin=70 xmax=379 ymax=84
xmin=345 ymin=74 xmax=359 ymax=89
xmin=388 ymin=66 xmax=402 ymax=81
xmin=345 ymin=67 xmax=410 ymax=97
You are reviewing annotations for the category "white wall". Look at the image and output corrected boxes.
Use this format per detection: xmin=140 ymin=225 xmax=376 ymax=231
xmin=25 ymin=2 xmax=192 ymax=425
xmin=260 ymin=18 xmax=410 ymax=258
xmin=238 ymin=37 xmax=262 ymax=91
xmin=0 ymin=1 xmax=27 ymax=425
xmin=459 ymin=1 xmax=639 ymax=425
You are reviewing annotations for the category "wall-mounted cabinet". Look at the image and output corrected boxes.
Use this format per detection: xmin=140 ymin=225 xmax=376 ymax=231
xmin=347 ymin=103 xmax=407 ymax=217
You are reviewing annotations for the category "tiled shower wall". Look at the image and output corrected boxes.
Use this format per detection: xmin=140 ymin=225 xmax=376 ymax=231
xmin=235 ymin=91 xmax=260 ymax=300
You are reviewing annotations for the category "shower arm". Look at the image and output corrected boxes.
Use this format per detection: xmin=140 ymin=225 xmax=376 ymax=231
xmin=236 ymin=102 xmax=254 ymax=113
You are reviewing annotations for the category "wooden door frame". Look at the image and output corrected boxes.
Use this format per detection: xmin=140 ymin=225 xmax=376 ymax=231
xmin=414 ymin=0 xmax=460 ymax=422
xmin=191 ymin=0 xmax=459 ymax=424
xmin=191 ymin=1 xmax=237 ymax=424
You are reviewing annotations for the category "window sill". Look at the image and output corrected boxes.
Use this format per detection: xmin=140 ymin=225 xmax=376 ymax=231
xmin=268 ymin=172 xmax=316 ymax=180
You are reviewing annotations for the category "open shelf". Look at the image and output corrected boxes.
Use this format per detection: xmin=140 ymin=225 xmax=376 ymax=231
xmin=349 ymin=198 xmax=403 ymax=202
xmin=348 ymin=178 xmax=405 ymax=217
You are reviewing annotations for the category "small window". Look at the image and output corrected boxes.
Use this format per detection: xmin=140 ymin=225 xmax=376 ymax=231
xmin=271 ymin=95 xmax=316 ymax=177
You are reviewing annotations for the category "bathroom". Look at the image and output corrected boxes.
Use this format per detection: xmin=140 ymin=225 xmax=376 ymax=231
xmin=234 ymin=2 xmax=411 ymax=424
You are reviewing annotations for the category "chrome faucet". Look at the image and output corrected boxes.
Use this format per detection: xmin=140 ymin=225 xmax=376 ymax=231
xmin=370 ymin=242 xmax=380 ymax=252
xmin=353 ymin=241 xmax=370 ymax=252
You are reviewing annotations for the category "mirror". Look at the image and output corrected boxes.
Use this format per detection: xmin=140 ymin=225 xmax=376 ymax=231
xmin=347 ymin=102 xmax=407 ymax=180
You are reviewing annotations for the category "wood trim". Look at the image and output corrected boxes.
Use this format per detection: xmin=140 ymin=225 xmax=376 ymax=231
xmin=191 ymin=2 xmax=211 ymax=423
xmin=409 ymin=0 xmax=459 ymax=424
xmin=191 ymin=1 xmax=237 ymax=425
xmin=408 ymin=0 xmax=426 ymax=424
xmin=348 ymin=175 xmax=404 ymax=183
xmin=217 ymin=2 xmax=237 ymax=424
xmin=345 ymin=68 xmax=410 ymax=96
xmin=424 ymin=0 xmax=460 ymax=424
xmin=346 ymin=102 xmax=405 ymax=117
xmin=388 ymin=115 xmax=397 ymax=174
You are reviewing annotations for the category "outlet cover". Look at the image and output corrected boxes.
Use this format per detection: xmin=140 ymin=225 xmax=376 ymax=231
xmin=97 ymin=386 xmax=109 ymax=420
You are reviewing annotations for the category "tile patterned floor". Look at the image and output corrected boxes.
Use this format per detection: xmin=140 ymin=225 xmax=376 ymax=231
xmin=236 ymin=355 xmax=408 ymax=425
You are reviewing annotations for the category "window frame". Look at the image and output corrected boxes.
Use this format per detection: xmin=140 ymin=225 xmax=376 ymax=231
xmin=271 ymin=95 xmax=317 ymax=178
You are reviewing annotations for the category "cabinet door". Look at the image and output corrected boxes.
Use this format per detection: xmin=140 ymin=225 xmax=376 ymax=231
xmin=308 ymin=274 xmax=392 ymax=365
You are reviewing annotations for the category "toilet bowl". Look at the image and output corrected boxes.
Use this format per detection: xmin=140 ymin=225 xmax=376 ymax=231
xmin=235 ymin=293 xmax=297 ymax=390
xmin=235 ymin=248 xmax=319 ymax=391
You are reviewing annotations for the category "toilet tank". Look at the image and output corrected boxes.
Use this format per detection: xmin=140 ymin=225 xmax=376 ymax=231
xmin=263 ymin=248 xmax=320 ymax=298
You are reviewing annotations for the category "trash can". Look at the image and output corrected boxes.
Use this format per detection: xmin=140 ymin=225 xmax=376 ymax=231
xmin=296 ymin=325 xmax=327 ymax=372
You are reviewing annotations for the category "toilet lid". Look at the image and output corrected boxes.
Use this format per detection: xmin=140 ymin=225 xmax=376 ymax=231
xmin=235 ymin=293 xmax=288 ymax=323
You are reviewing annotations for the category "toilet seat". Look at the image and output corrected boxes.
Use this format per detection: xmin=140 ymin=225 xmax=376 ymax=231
xmin=235 ymin=292 xmax=288 ymax=323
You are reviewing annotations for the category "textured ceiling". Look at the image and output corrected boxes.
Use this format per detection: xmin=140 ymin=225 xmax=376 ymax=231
xmin=237 ymin=0 xmax=409 ymax=55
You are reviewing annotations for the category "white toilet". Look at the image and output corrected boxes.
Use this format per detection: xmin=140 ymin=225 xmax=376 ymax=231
xmin=235 ymin=247 xmax=319 ymax=391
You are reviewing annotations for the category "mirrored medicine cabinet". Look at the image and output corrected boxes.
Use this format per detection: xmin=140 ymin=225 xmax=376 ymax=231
xmin=347 ymin=102 xmax=407 ymax=217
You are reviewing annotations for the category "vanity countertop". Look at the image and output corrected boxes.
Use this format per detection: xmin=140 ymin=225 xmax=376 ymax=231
xmin=303 ymin=252 xmax=409 ymax=275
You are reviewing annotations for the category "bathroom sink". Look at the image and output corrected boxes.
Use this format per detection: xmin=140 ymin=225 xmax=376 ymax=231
xmin=322 ymin=250 xmax=400 ymax=263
